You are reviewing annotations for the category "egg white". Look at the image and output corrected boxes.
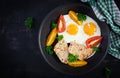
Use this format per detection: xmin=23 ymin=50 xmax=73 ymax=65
xmin=58 ymin=14 xmax=101 ymax=46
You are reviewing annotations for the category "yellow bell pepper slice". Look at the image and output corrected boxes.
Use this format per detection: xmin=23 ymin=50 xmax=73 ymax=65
xmin=68 ymin=60 xmax=87 ymax=67
xmin=68 ymin=10 xmax=83 ymax=25
xmin=46 ymin=28 xmax=57 ymax=46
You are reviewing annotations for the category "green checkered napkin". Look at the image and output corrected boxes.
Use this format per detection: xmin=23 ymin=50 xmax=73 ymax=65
xmin=81 ymin=0 xmax=120 ymax=59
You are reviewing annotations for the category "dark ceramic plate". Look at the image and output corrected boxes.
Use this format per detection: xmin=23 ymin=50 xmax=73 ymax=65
xmin=38 ymin=3 xmax=110 ymax=75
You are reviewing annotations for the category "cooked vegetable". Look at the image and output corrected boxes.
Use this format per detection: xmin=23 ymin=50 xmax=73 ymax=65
xmin=78 ymin=13 xmax=86 ymax=21
xmin=24 ymin=17 xmax=33 ymax=29
xmin=56 ymin=35 xmax=63 ymax=41
xmin=57 ymin=15 xmax=66 ymax=33
xmin=45 ymin=46 xmax=54 ymax=55
xmin=68 ymin=10 xmax=83 ymax=25
xmin=93 ymin=46 xmax=100 ymax=52
xmin=68 ymin=60 xmax=87 ymax=67
xmin=68 ymin=53 xmax=78 ymax=62
xmin=51 ymin=21 xmax=57 ymax=28
xmin=105 ymin=67 xmax=111 ymax=78
xmin=46 ymin=28 xmax=57 ymax=46
xmin=86 ymin=36 xmax=102 ymax=48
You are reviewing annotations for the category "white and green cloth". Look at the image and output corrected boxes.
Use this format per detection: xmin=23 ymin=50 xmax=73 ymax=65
xmin=81 ymin=0 xmax=120 ymax=59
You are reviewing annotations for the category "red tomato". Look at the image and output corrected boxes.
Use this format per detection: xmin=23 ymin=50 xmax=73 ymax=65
xmin=57 ymin=15 xmax=66 ymax=33
xmin=86 ymin=36 xmax=102 ymax=48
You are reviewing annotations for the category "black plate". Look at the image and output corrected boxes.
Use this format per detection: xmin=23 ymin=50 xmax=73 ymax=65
xmin=38 ymin=3 xmax=110 ymax=75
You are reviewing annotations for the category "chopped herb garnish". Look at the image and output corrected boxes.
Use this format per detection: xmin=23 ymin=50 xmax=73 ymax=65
xmin=57 ymin=35 xmax=63 ymax=41
xmin=24 ymin=17 xmax=34 ymax=29
xmin=78 ymin=13 xmax=86 ymax=21
xmin=45 ymin=46 xmax=54 ymax=55
xmin=93 ymin=46 xmax=100 ymax=52
xmin=105 ymin=67 xmax=111 ymax=78
xmin=51 ymin=21 xmax=57 ymax=28
xmin=68 ymin=53 xmax=78 ymax=62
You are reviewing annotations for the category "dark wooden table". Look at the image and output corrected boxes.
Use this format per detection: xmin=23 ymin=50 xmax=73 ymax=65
xmin=0 ymin=0 xmax=120 ymax=78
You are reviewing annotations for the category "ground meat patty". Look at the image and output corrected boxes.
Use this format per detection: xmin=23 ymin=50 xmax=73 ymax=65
xmin=68 ymin=41 xmax=93 ymax=60
xmin=54 ymin=40 xmax=68 ymax=64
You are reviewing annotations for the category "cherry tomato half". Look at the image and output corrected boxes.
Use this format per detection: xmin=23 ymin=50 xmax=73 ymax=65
xmin=86 ymin=36 xmax=102 ymax=48
xmin=57 ymin=15 xmax=66 ymax=33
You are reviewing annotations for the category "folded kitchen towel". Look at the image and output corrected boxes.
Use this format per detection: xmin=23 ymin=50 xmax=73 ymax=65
xmin=81 ymin=0 xmax=120 ymax=59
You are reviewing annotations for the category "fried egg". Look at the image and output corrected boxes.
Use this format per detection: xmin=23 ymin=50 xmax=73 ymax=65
xmin=58 ymin=14 xmax=101 ymax=46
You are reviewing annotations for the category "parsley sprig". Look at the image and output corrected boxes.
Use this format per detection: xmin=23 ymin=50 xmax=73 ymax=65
xmin=45 ymin=46 xmax=54 ymax=55
xmin=105 ymin=67 xmax=111 ymax=78
xmin=24 ymin=17 xmax=34 ymax=29
xmin=78 ymin=13 xmax=87 ymax=21
xmin=93 ymin=46 xmax=100 ymax=52
xmin=68 ymin=53 xmax=78 ymax=62
xmin=56 ymin=35 xmax=63 ymax=41
xmin=51 ymin=21 xmax=57 ymax=29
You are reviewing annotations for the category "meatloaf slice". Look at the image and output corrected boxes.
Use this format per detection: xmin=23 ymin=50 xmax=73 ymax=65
xmin=54 ymin=40 xmax=68 ymax=64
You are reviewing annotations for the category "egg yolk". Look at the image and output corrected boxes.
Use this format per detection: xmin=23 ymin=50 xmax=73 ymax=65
xmin=67 ymin=24 xmax=78 ymax=35
xmin=84 ymin=22 xmax=97 ymax=36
